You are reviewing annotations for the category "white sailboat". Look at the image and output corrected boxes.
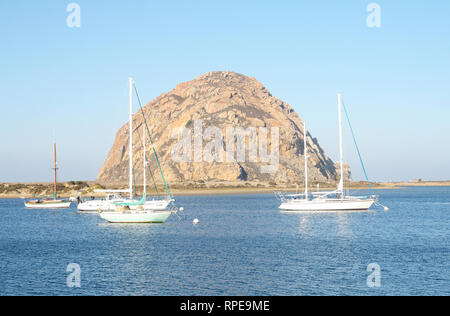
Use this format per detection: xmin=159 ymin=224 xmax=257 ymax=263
xmin=99 ymin=208 xmax=172 ymax=224
xmin=78 ymin=78 xmax=173 ymax=214
xmin=78 ymin=190 xmax=171 ymax=212
xmin=278 ymin=93 xmax=377 ymax=212
xmin=25 ymin=142 xmax=71 ymax=209
xmin=99 ymin=77 xmax=173 ymax=223
xmin=77 ymin=190 xmax=129 ymax=213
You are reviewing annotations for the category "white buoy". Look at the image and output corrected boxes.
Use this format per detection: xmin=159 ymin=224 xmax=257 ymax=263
xmin=384 ymin=206 xmax=389 ymax=211
xmin=193 ymin=218 xmax=199 ymax=225
xmin=179 ymin=207 xmax=184 ymax=212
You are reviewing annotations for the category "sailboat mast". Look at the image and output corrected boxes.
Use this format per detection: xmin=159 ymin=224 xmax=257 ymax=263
xmin=143 ymin=127 xmax=147 ymax=197
xmin=337 ymin=93 xmax=344 ymax=196
xmin=129 ymin=77 xmax=134 ymax=199
xmin=53 ymin=142 xmax=57 ymax=199
xmin=304 ymin=121 xmax=308 ymax=200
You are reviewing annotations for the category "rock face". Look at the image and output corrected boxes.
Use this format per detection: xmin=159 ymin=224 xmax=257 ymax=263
xmin=97 ymin=71 xmax=338 ymax=185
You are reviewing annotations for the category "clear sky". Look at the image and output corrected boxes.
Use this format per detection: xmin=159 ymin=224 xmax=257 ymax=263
xmin=0 ymin=0 xmax=449 ymax=182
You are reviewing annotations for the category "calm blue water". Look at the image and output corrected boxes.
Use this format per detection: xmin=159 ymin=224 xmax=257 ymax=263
xmin=0 ymin=187 xmax=449 ymax=296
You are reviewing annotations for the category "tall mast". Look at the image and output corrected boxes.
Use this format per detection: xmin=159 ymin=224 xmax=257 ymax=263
xmin=53 ymin=141 xmax=57 ymax=199
xmin=143 ymin=126 xmax=147 ymax=197
xmin=337 ymin=93 xmax=344 ymax=196
xmin=129 ymin=77 xmax=134 ymax=199
xmin=304 ymin=121 xmax=308 ymax=200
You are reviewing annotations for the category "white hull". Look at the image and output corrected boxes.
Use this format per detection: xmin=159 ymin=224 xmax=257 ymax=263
xmin=140 ymin=200 xmax=172 ymax=211
xmin=99 ymin=210 xmax=172 ymax=223
xmin=279 ymin=199 xmax=375 ymax=211
xmin=25 ymin=201 xmax=72 ymax=209
xmin=77 ymin=200 xmax=112 ymax=212
xmin=78 ymin=199 xmax=171 ymax=212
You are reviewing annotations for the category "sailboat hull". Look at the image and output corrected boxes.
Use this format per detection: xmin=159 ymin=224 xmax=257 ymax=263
xmin=78 ymin=199 xmax=172 ymax=212
xmin=99 ymin=210 xmax=172 ymax=223
xmin=78 ymin=200 xmax=115 ymax=212
xmin=141 ymin=200 xmax=172 ymax=211
xmin=25 ymin=201 xmax=72 ymax=209
xmin=279 ymin=199 xmax=375 ymax=211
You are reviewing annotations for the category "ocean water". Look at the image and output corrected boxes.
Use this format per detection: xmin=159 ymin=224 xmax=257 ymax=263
xmin=0 ymin=187 xmax=449 ymax=296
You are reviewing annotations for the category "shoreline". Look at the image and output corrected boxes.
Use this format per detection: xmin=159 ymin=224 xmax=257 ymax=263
xmin=1 ymin=181 xmax=450 ymax=199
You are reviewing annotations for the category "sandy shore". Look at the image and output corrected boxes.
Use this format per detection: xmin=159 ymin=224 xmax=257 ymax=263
xmin=1 ymin=181 xmax=449 ymax=199
xmin=166 ymin=181 xmax=450 ymax=196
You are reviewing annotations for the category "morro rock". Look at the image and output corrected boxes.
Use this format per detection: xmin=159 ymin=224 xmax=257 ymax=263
xmin=97 ymin=71 xmax=338 ymax=186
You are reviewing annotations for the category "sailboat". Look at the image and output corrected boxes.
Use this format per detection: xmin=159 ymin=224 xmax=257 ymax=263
xmin=98 ymin=77 xmax=174 ymax=223
xmin=278 ymin=93 xmax=377 ymax=212
xmin=76 ymin=190 xmax=129 ymax=213
xmin=78 ymin=79 xmax=173 ymax=213
xmin=25 ymin=142 xmax=72 ymax=209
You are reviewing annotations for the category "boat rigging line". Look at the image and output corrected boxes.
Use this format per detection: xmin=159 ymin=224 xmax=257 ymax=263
xmin=133 ymin=82 xmax=174 ymax=201
xmin=341 ymin=99 xmax=389 ymax=211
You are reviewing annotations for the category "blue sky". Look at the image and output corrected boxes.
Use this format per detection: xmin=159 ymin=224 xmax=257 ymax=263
xmin=0 ymin=0 xmax=449 ymax=182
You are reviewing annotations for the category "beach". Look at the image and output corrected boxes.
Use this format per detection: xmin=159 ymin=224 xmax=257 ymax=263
xmin=2 ymin=180 xmax=450 ymax=199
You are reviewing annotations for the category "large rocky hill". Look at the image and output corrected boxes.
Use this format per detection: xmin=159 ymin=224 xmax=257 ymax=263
xmin=97 ymin=71 xmax=338 ymax=186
